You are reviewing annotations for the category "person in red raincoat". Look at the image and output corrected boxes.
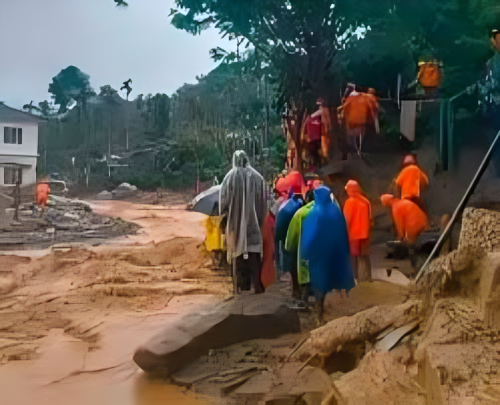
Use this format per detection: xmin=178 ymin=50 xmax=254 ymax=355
xmin=343 ymin=180 xmax=372 ymax=283
xmin=258 ymin=205 xmax=277 ymax=290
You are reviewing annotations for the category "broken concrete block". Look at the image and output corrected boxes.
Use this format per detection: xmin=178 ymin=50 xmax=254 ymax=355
xmin=63 ymin=212 xmax=79 ymax=220
xmin=133 ymin=293 xmax=300 ymax=375
xmin=96 ymin=191 xmax=113 ymax=200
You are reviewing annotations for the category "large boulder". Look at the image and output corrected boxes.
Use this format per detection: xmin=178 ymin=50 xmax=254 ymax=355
xmin=133 ymin=293 xmax=301 ymax=375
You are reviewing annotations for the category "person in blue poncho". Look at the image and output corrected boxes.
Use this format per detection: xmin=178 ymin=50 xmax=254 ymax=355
xmin=274 ymin=192 xmax=304 ymax=298
xmin=300 ymin=185 xmax=355 ymax=323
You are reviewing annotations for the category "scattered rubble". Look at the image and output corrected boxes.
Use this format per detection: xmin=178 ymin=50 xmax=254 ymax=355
xmin=459 ymin=207 xmax=500 ymax=252
xmin=96 ymin=183 xmax=139 ymax=201
xmin=0 ymin=195 xmax=139 ymax=250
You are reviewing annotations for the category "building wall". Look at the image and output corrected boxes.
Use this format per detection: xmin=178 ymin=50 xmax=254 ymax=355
xmin=0 ymin=122 xmax=38 ymax=156
xmin=0 ymin=156 xmax=37 ymax=186
xmin=0 ymin=122 xmax=38 ymax=186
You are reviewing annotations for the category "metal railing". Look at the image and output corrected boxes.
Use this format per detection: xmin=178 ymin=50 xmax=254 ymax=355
xmin=415 ymin=129 xmax=500 ymax=282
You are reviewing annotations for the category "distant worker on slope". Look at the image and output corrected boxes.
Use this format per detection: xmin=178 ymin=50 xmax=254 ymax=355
xmin=395 ymin=154 xmax=429 ymax=215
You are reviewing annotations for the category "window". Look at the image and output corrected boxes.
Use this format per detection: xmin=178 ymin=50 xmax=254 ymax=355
xmin=4 ymin=167 xmax=22 ymax=185
xmin=3 ymin=127 xmax=22 ymax=144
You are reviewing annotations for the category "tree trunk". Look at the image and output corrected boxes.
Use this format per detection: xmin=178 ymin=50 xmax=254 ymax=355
xmin=293 ymin=301 xmax=420 ymax=361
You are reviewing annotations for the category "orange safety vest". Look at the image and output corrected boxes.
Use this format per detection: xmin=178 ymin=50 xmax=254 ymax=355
xmin=342 ymin=93 xmax=375 ymax=129
xmin=395 ymin=165 xmax=429 ymax=200
xmin=343 ymin=195 xmax=371 ymax=241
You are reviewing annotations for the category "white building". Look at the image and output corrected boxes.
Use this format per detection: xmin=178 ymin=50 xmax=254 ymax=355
xmin=0 ymin=103 xmax=45 ymax=187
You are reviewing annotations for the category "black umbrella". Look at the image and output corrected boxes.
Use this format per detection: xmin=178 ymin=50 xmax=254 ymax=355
xmin=190 ymin=185 xmax=221 ymax=216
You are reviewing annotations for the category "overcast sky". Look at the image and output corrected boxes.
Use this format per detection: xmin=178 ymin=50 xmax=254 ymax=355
xmin=0 ymin=0 xmax=236 ymax=109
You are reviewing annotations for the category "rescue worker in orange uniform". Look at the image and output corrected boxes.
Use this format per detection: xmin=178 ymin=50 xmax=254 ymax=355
xmin=381 ymin=194 xmax=429 ymax=245
xmin=395 ymin=154 xmax=429 ymax=215
xmin=338 ymin=85 xmax=379 ymax=156
xmin=343 ymin=180 xmax=372 ymax=283
xmin=36 ymin=180 xmax=50 ymax=216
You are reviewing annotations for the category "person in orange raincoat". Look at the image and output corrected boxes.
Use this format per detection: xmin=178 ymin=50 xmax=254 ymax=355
xmin=274 ymin=175 xmax=290 ymax=200
xmin=35 ymin=179 xmax=50 ymax=216
xmin=285 ymin=170 xmax=306 ymax=196
xmin=343 ymin=180 xmax=372 ymax=283
xmin=338 ymin=86 xmax=378 ymax=156
xmin=395 ymin=154 xmax=429 ymax=214
xmin=381 ymin=194 xmax=428 ymax=245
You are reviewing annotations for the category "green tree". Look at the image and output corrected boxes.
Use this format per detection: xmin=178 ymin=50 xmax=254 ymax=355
xmin=99 ymin=85 xmax=119 ymax=97
xmin=343 ymin=0 xmax=500 ymax=96
xmin=38 ymin=101 xmax=52 ymax=117
xmin=48 ymin=66 xmax=95 ymax=113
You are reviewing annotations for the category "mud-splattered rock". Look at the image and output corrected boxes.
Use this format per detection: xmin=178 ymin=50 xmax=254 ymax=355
xmin=133 ymin=293 xmax=301 ymax=375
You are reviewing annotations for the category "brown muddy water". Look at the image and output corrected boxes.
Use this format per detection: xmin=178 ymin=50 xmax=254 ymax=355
xmin=1 ymin=372 xmax=212 ymax=405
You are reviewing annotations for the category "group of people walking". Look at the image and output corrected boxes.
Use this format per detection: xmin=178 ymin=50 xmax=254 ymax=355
xmin=218 ymin=150 xmax=430 ymax=323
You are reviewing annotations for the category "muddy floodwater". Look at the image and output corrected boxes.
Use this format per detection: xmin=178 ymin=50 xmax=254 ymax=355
xmin=0 ymin=198 xmax=225 ymax=405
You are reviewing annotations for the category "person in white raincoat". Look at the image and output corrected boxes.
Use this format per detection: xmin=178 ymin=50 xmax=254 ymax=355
xmin=220 ymin=150 xmax=267 ymax=293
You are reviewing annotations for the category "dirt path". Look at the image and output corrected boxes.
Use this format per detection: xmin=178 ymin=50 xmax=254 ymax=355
xmin=89 ymin=200 xmax=208 ymax=246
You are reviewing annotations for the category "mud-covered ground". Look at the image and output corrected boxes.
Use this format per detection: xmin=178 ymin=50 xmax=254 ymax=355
xmin=3 ymin=190 xmax=496 ymax=405
xmin=0 ymin=190 xmax=418 ymax=405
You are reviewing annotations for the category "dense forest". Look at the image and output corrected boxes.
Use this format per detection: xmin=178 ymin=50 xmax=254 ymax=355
xmin=35 ymin=62 xmax=285 ymax=190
